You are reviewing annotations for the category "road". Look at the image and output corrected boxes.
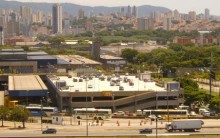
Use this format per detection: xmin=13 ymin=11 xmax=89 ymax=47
xmin=0 ymin=119 xmax=220 ymax=137
xmin=0 ymin=128 xmax=220 ymax=137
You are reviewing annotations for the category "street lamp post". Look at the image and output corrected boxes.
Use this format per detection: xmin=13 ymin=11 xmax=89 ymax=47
xmin=167 ymin=85 xmax=170 ymax=122
xmin=40 ymin=99 xmax=43 ymax=131
xmin=112 ymin=93 xmax=115 ymax=113
xmin=219 ymin=87 xmax=220 ymax=99
xmin=26 ymin=90 xmax=29 ymax=106
xmin=46 ymin=92 xmax=49 ymax=106
xmin=156 ymin=115 xmax=158 ymax=138
xmin=85 ymin=78 xmax=88 ymax=136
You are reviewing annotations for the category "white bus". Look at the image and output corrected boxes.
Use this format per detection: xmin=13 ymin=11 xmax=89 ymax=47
xmin=26 ymin=106 xmax=58 ymax=116
xmin=139 ymin=109 xmax=188 ymax=120
xmin=178 ymin=105 xmax=189 ymax=110
xmin=74 ymin=108 xmax=112 ymax=120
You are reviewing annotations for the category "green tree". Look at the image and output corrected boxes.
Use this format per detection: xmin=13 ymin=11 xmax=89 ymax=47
xmin=209 ymin=97 xmax=220 ymax=113
xmin=10 ymin=107 xmax=30 ymax=128
xmin=174 ymin=78 xmax=210 ymax=106
xmin=49 ymin=36 xmax=65 ymax=45
xmin=121 ymin=49 xmax=138 ymax=63
xmin=0 ymin=106 xmax=9 ymax=127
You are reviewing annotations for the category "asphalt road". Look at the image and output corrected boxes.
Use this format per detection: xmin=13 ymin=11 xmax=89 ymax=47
xmin=0 ymin=119 xmax=220 ymax=137
xmin=0 ymin=128 xmax=220 ymax=137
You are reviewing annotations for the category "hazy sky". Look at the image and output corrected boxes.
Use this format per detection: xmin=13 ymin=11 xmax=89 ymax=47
xmin=8 ymin=0 xmax=220 ymax=15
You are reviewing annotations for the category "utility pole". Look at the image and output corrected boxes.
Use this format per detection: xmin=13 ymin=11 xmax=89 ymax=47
xmin=210 ymin=53 xmax=215 ymax=99
xmin=40 ymin=99 xmax=43 ymax=131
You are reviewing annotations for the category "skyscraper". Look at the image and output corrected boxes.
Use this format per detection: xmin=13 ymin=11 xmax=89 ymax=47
xmin=120 ymin=7 xmax=125 ymax=16
xmin=163 ymin=17 xmax=172 ymax=30
xmin=0 ymin=26 xmax=4 ymax=45
xmin=205 ymin=8 xmax=210 ymax=19
xmin=188 ymin=11 xmax=196 ymax=21
xmin=52 ymin=3 xmax=62 ymax=34
xmin=78 ymin=8 xmax=85 ymax=19
xmin=173 ymin=10 xmax=180 ymax=20
xmin=132 ymin=6 xmax=137 ymax=17
xmin=20 ymin=6 xmax=32 ymax=36
xmin=127 ymin=5 xmax=132 ymax=18
xmin=137 ymin=18 xmax=154 ymax=30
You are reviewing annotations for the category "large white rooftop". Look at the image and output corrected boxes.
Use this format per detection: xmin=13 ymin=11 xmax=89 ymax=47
xmin=9 ymin=75 xmax=48 ymax=91
xmin=49 ymin=75 xmax=166 ymax=93
xmin=56 ymin=55 xmax=102 ymax=65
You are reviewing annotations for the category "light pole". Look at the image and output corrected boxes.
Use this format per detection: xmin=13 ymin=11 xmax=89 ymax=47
xmin=26 ymin=90 xmax=29 ymax=106
xmin=219 ymin=87 xmax=220 ymax=99
xmin=167 ymin=85 xmax=170 ymax=122
xmin=40 ymin=99 xmax=43 ymax=131
xmin=156 ymin=115 xmax=158 ymax=138
xmin=112 ymin=93 xmax=115 ymax=113
xmin=85 ymin=78 xmax=88 ymax=136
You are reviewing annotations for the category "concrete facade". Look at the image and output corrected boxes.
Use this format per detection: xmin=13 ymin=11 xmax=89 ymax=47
xmin=46 ymin=75 xmax=184 ymax=113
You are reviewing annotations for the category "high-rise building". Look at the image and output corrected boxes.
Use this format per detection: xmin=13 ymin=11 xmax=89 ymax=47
xmin=205 ymin=8 xmax=210 ymax=19
xmin=151 ymin=11 xmax=161 ymax=22
xmin=63 ymin=19 xmax=71 ymax=35
xmin=91 ymin=40 xmax=101 ymax=60
xmin=0 ymin=26 xmax=4 ymax=45
xmin=78 ymin=8 xmax=85 ymax=19
xmin=120 ymin=7 xmax=125 ymax=16
xmin=127 ymin=5 xmax=132 ymax=18
xmin=132 ymin=6 xmax=137 ymax=17
xmin=45 ymin=13 xmax=52 ymax=27
xmin=137 ymin=18 xmax=154 ymax=30
xmin=52 ymin=3 xmax=62 ymax=34
xmin=7 ymin=20 xmax=19 ymax=36
xmin=36 ymin=11 xmax=43 ymax=23
xmin=173 ymin=10 xmax=180 ymax=20
xmin=188 ymin=11 xmax=196 ymax=21
xmin=163 ymin=17 xmax=172 ymax=30
xmin=20 ymin=6 xmax=32 ymax=36
xmin=20 ymin=6 xmax=32 ymax=19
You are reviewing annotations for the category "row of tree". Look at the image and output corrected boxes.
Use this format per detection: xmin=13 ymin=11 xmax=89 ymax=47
xmin=121 ymin=43 xmax=220 ymax=77
xmin=120 ymin=43 xmax=220 ymax=112
xmin=0 ymin=106 xmax=30 ymax=128
xmin=174 ymin=78 xmax=220 ymax=113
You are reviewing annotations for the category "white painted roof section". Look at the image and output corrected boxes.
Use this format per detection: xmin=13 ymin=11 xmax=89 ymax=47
xmin=56 ymin=55 xmax=101 ymax=65
xmin=49 ymin=75 xmax=166 ymax=93
xmin=9 ymin=75 xmax=48 ymax=91
xmin=100 ymin=55 xmax=124 ymax=60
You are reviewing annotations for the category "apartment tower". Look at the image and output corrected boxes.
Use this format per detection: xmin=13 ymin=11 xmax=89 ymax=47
xmin=52 ymin=3 xmax=62 ymax=34
xmin=0 ymin=26 xmax=4 ymax=45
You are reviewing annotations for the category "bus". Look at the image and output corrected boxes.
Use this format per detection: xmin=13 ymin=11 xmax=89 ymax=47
xmin=140 ymin=109 xmax=189 ymax=120
xmin=26 ymin=106 xmax=58 ymax=116
xmin=73 ymin=108 xmax=112 ymax=120
xmin=178 ymin=105 xmax=189 ymax=110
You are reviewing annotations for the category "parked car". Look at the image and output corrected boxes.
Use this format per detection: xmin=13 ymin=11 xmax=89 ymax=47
xmin=139 ymin=128 xmax=153 ymax=134
xmin=148 ymin=114 xmax=163 ymax=121
xmin=113 ymin=111 xmax=125 ymax=116
xmin=119 ymin=86 xmax=124 ymax=90
xmin=88 ymin=85 xmax=93 ymax=88
xmin=42 ymin=128 xmax=57 ymax=134
xmin=190 ymin=111 xmax=197 ymax=116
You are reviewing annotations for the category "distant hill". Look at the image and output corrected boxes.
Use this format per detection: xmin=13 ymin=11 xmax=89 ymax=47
xmin=0 ymin=0 xmax=171 ymax=17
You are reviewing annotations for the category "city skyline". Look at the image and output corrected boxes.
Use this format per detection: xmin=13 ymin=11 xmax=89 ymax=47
xmin=6 ymin=0 xmax=220 ymax=15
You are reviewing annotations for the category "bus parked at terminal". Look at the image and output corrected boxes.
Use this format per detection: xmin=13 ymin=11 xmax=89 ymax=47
xmin=137 ymin=109 xmax=189 ymax=120
xmin=74 ymin=108 xmax=112 ymax=120
xmin=26 ymin=106 xmax=58 ymax=116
